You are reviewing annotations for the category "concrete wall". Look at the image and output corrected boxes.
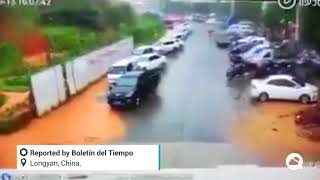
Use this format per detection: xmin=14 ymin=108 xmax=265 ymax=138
xmin=31 ymin=37 xmax=134 ymax=116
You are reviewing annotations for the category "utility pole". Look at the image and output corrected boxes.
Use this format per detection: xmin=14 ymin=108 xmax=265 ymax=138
xmin=295 ymin=5 xmax=301 ymax=41
xmin=230 ymin=0 xmax=235 ymax=15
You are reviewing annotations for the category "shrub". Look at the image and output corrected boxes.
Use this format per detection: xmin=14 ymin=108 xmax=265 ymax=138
xmin=4 ymin=75 xmax=31 ymax=87
xmin=0 ymin=75 xmax=30 ymax=92
xmin=0 ymin=43 xmax=23 ymax=77
xmin=43 ymin=26 xmax=82 ymax=55
xmin=132 ymin=15 xmax=165 ymax=45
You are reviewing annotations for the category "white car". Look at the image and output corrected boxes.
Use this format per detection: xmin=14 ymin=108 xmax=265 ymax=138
xmin=154 ymin=39 xmax=180 ymax=55
xmin=206 ymin=18 xmax=216 ymax=24
xmin=245 ymin=48 xmax=274 ymax=66
xmin=226 ymin=24 xmax=254 ymax=35
xmin=240 ymin=43 xmax=271 ymax=61
xmin=132 ymin=46 xmax=156 ymax=56
xmin=250 ymin=75 xmax=318 ymax=104
xmin=234 ymin=36 xmax=269 ymax=46
xmin=170 ymin=31 xmax=188 ymax=41
xmin=136 ymin=53 xmax=167 ymax=71
xmin=174 ymin=38 xmax=185 ymax=49
xmin=107 ymin=56 xmax=140 ymax=84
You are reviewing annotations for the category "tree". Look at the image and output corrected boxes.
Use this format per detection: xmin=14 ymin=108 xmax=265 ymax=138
xmin=234 ymin=1 xmax=262 ymax=22
xmin=263 ymin=2 xmax=295 ymax=27
xmin=301 ymin=6 xmax=320 ymax=48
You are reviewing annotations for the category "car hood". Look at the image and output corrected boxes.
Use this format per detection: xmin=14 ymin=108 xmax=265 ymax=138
xmin=305 ymin=83 xmax=318 ymax=92
xmin=110 ymin=86 xmax=136 ymax=95
xmin=137 ymin=61 xmax=150 ymax=67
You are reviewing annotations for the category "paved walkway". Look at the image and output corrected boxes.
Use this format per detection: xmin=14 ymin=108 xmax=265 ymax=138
xmin=0 ymin=79 xmax=126 ymax=168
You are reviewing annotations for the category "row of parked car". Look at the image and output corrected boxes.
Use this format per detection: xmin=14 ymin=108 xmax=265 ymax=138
xmin=218 ymin=22 xmax=319 ymax=104
xmin=105 ymin=23 xmax=193 ymax=108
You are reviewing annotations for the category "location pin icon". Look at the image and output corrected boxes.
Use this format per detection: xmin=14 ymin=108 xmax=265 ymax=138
xmin=21 ymin=158 xmax=27 ymax=167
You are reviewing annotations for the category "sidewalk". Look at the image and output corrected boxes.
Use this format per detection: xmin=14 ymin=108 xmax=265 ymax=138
xmin=0 ymin=79 xmax=126 ymax=168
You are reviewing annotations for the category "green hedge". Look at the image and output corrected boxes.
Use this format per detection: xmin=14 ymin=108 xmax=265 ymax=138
xmin=0 ymin=43 xmax=23 ymax=77
xmin=0 ymin=75 xmax=30 ymax=92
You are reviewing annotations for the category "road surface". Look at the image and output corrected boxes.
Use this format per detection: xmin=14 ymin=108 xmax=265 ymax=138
xmin=116 ymin=23 xmax=251 ymax=143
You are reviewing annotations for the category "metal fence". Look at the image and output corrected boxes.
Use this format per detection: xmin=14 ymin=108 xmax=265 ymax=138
xmin=31 ymin=37 xmax=134 ymax=116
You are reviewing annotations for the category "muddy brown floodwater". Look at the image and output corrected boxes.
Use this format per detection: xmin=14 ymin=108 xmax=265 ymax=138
xmin=229 ymin=101 xmax=320 ymax=166
xmin=0 ymin=79 xmax=126 ymax=168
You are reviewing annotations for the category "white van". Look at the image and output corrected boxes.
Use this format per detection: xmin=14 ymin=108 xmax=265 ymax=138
xmin=107 ymin=56 xmax=140 ymax=84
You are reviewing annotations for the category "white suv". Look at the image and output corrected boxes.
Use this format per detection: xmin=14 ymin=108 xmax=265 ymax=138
xmin=137 ymin=53 xmax=167 ymax=71
xmin=154 ymin=39 xmax=180 ymax=55
xmin=250 ymin=75 xmax=318 ymax=104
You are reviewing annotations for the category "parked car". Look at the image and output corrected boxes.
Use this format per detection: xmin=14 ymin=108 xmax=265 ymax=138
xmin=174 ymin=38 xmax=185 ymax=49
xmin=132 ymin=46 xmax=157 ymax=56
xmin=154 ymin=39 xmax=180 ymax=55
xmin=173 ymin=24 xmax=193 ymax=37
xmin=250 ymin=75 xmax=318 ymax=104
xmin=170 ymin=31 xmax=188 ymax=41
xmin=244 ymin=48 xmax=274 ymax=66
xmin=230 ymin=36 xmax=269 ymax=48
xmin=214 ymin=32 xmax=231 ymax=48
xmin=229 ymin=43 xmax=257 ymax=56
xmin=239 ymin=43 xmax=271 ymax=63
xmin=107 ymin=69 xmax=162 ymax=108
xmin=107 ymin=57 xmax=140 ymax=84
xmin=226 ymin=24 xmax=255 ymax=36
xmin=136 ymin=53 xmax=167 ymax=71
xmin=206 ymin=18 xmax=216 ymax=24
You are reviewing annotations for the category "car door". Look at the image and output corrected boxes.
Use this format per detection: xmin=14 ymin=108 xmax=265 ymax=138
xmin=280 ymin=80 xmax=302 ymax=100
xmin=266 ymin=79 xmax=297 ymax=100
xmin=265 ymin=79 xmax=287 ymax=99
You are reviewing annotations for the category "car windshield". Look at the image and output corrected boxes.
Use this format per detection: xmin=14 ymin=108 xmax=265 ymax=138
xmin=164 ymin=41 xmax=174 ymax=45
xmin=116 ymin=77 xmax=138 ymax=87
xmin=108 ymin=66 xmax=126 ymax=74
xmin=254 ymin=48 xmax=264 ymax=54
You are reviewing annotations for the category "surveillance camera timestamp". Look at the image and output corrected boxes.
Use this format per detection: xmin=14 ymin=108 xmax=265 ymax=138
xmin=0 ymin=0 xmax=52 ymax=6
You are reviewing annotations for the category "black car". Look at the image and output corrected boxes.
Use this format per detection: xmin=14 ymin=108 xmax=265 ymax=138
xmin=107 ymin=69 xmax=161 ymax=108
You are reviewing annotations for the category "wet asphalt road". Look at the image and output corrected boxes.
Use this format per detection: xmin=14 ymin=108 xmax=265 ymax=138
xmin=118 ymin=23 xmax=251 ymax=143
